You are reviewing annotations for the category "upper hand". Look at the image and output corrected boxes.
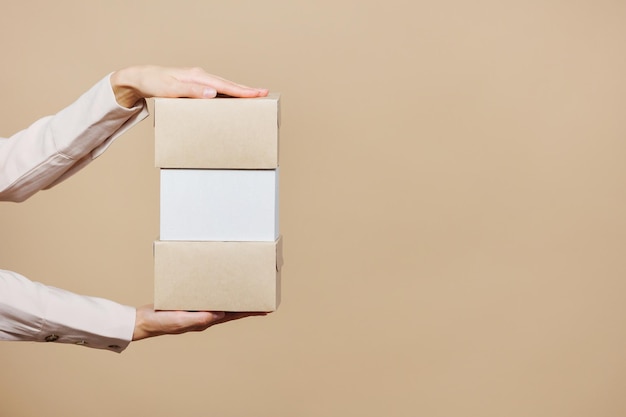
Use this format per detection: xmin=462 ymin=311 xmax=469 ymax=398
xmin=110 ymin=65 xmax=269 ymax=108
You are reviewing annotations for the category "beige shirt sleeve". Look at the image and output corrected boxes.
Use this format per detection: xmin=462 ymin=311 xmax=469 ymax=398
xmin=0 ymin=269 xmax=136 ymax=352
xmin=0 ymin=73 xmax=149 ymax=202
xmin=0 ymin=73 xmax=149 ymax=352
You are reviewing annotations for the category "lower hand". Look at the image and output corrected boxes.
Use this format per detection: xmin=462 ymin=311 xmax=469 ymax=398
xmin=132 ymin=304 xmax=267 ymax=341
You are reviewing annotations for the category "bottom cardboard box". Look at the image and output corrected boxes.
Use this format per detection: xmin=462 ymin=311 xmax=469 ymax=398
xmin=154 ymin=237 xmax=283 ymax=312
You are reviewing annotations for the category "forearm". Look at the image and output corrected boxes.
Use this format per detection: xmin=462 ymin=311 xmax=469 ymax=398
xmin=0 ymin=74 xmax=148 ymax=202
xmin=0 ymin=269 xmax=135 ymax=352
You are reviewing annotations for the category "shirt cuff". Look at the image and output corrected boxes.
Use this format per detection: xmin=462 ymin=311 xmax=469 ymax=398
xmin=39 ymin=284 xmax=136 ymax=353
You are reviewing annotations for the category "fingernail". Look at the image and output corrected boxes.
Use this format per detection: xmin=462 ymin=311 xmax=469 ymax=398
xmin=213 ymin=311 xmax=226 ymax=320
xmin=203 ymin=87 xmax=217 ymax=98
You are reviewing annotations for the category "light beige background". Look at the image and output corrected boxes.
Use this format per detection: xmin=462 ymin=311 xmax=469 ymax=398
xmin=1 ymin=1 xmax=626 ymax=416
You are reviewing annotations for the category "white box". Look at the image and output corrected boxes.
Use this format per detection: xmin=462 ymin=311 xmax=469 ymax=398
xmin=160 ymin=168 xmax=279 ymax=241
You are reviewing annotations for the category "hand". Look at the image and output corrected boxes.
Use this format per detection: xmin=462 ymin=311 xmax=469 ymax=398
xmin=110 ymin=65 xmax=269 ymax=108
xmin=132 ymin=304 xmax=267 ymax=341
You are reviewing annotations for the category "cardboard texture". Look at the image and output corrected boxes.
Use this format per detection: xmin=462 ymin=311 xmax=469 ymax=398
xmin=160 ymin=168 xmax=279 ymax=241
xmin=154 ymin=237 xmax=283 ymax=312
xmin=154 ymin=94 xmax=281 ymax=169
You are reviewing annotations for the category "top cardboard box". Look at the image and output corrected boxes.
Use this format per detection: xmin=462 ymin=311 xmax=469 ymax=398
xmin=154 ymin=94 xmax=280 ymax=169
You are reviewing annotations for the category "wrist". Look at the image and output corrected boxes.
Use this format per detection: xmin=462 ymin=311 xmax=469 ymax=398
xmin=110 ymin=68 xmax=142 ymax=108
xmin=132 ymin=306 xmax=151 ymax=341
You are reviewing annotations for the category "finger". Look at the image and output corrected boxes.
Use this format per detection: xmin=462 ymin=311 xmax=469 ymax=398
xmin=175 ymin=311 xmax=226 ymax=332
xmin=180 ymin=70 xmax=268 ymax=98
xmin=209 ymin=80 xmax=268 ymax=98
xmin=156 ymin=78 xmax=217 ymax=99
xmin=212 ymin=311 xmax=268 ymax=325
xmin=187 ymin=310 xmax=226 ymax=324
xmin=175 ymin=82 xmax=265 ymax=99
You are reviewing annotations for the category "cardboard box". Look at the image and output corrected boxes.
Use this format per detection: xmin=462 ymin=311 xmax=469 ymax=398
xmin=154 ymin=94 xmax=280 ymax=169
xmin=159 ymin=168 xmax=279 ymax=242
xmin=154 ymin=237 xmax=283 ymax=312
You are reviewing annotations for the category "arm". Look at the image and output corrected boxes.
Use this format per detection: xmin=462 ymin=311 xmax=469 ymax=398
xmin=0 ymin=66 xmax=267 ymax=202
xmin=0 ymin=271 xmax=259 ymax=352
xmin=0 ymin=269 xmax=136 ymax=352
xmin=0 ymin=74 xmax=148 ymax=202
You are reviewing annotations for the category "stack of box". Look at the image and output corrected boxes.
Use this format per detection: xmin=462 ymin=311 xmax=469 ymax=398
xmin=153 ymin=94 xmax=282 ymax=312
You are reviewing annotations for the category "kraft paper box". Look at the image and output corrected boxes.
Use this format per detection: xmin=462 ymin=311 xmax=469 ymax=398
xmin=154 ymin=94 xmax=281 ymax=169
xmin=160 ymin=168 xmax=279 ymax=242
xmin=154 ymin=237 xmax=283 ymax=312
